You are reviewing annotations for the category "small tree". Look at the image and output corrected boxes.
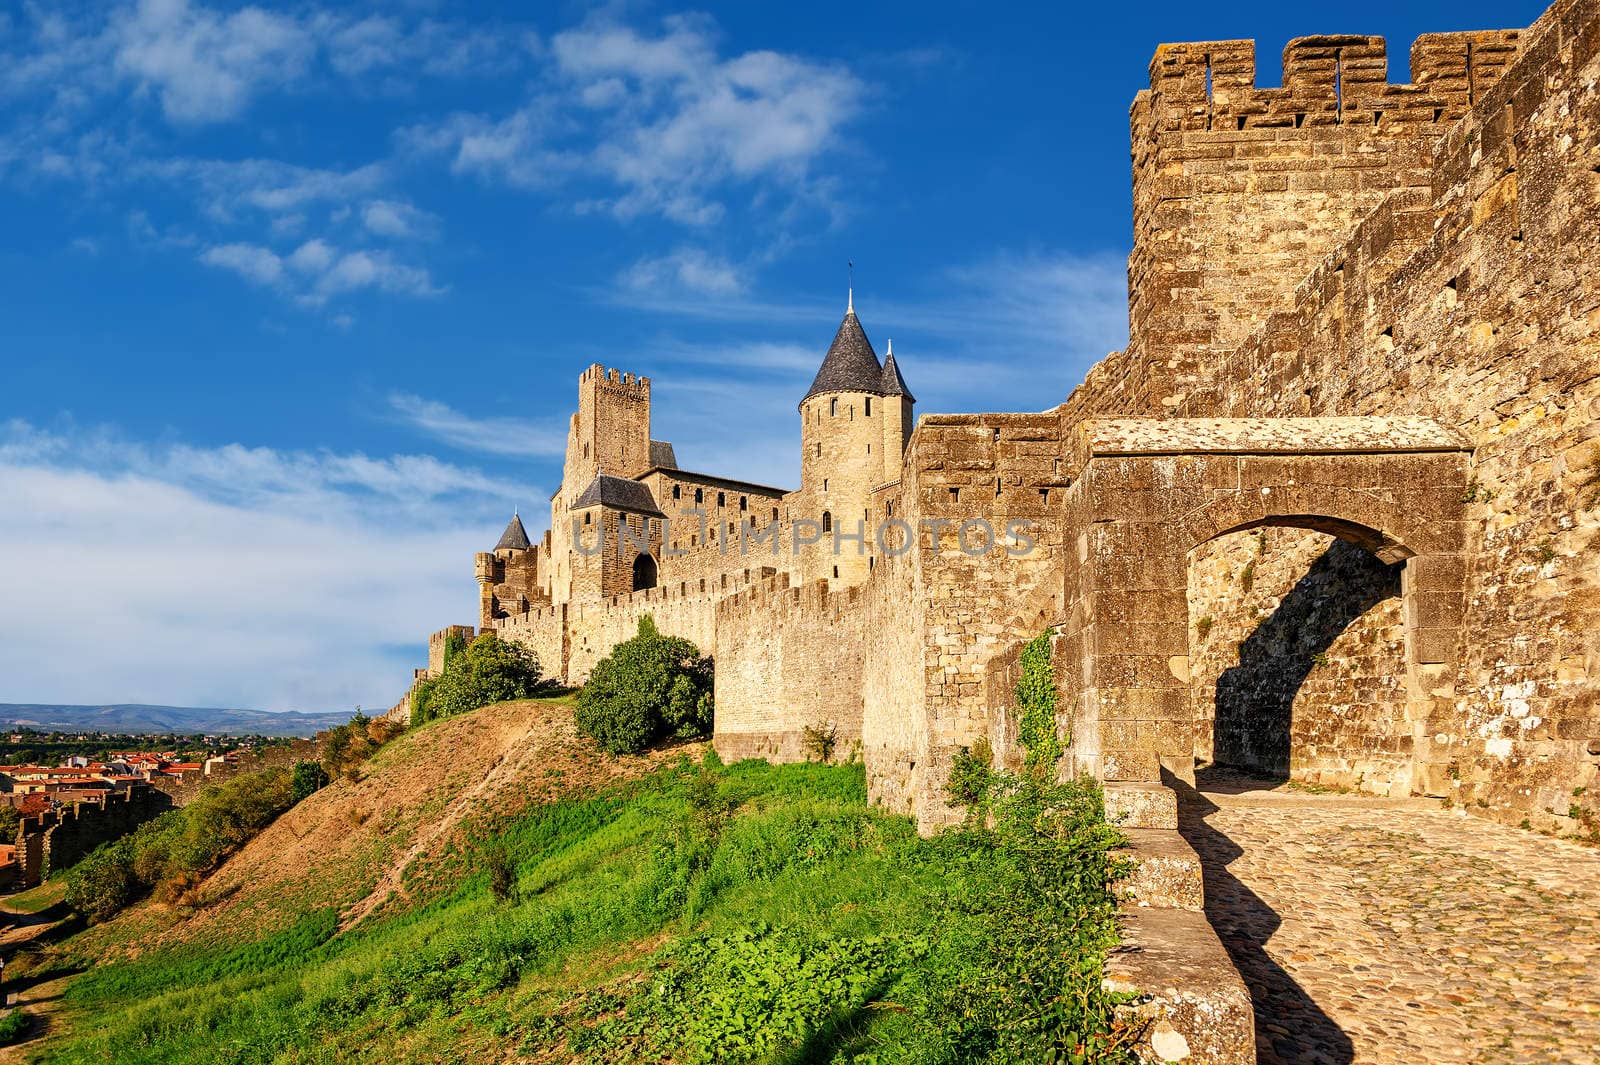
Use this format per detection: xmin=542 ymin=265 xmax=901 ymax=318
xmin=0 ymin=805 xmax=21 ymax=843
xmin=575 ymin=616 xmax=714 ymax=755
xmin=290 ymin=760 xmax=329 ymax=804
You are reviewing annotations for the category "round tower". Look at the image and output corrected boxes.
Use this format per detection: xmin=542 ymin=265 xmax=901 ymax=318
xmin=797 ymin=292 xmax=914 ymax=588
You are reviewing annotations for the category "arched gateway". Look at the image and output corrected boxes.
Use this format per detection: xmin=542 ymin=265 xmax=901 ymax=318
xmin=1053 ymin=417 xmax=1471 ymax=797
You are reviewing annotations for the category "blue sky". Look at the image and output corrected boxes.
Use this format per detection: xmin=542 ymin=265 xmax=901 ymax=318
xmin=0 ymin=0 xmax=1543 ymax=712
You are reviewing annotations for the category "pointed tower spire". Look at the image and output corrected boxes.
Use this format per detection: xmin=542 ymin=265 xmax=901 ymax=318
xmin=881 ymin=338 xmax=914 ymax=402
xmin=803 ymin=300 xmax=883 ymax=404
xmin=495 ymin=512 xmax=531 ymax=551
xmin=847 ymin=259 xmax=854 ymax=315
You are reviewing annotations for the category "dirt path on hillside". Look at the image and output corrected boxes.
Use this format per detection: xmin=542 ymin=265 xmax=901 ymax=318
xmin=338 ymin=741 xmax=524 ymax=929
xmin=333 ymin=702 xmax=701 ymax=929
xmin=0 ymin=899 xmax=78 ymax=1063
xmin=1181 ymin=778 xmax=1600 ymax=1065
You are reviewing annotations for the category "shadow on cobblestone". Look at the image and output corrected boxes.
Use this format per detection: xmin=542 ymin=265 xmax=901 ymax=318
xmin=1175 ymin=779 xmax=1355 ymax=1065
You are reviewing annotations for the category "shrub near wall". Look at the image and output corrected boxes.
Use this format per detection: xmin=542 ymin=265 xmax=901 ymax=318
xmin=575 ymin=616 xmax=714 ymax=754
xmin=412 ymin=634 xmax=544 ymax=725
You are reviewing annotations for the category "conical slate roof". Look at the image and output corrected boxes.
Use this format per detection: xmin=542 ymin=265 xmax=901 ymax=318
xmin=880 ymin=342 xmax=915 ymax=403
xmin=495 ymin=513 xmax=531 ymax=551
xmin=802 ymin=308 xmax=883 ymax=404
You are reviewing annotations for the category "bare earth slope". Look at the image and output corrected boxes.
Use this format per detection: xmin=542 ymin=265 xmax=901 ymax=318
xmin=98 ymin=698 xmax=701 ymax=955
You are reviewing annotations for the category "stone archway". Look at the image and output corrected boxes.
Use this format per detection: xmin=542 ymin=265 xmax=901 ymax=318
xmin=1193 ymin=532 xmax=1405 ymax=786
xmin=1056 ymin=417 xmax=1471 ymax=793
xmin=632 ymin=552 xmax=658 ymax=592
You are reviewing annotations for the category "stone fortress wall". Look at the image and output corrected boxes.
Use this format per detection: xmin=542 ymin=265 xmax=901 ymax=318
xmin=407 ymin=0 xmax=1598 ymax=848
xmin=1165 ymin=0 xmax=1600 ymax=822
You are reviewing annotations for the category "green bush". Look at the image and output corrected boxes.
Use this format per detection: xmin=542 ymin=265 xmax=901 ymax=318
xmin=0 ymin=1008 xmax=29 ymax=1044
xmin=575 ymin=616 xmax=713 ymax=754
xmin=413 ymin=634 xmax=544 ymax=725
xmin=0 ymin=804 xmax=21 ymax=842
xmin=946 ymin=736 xmax=995 ymax=809
xmin=64 ymin=766 xmax=297 ymax=922
xmin=289 ymin=760 xmax=329 ymax=804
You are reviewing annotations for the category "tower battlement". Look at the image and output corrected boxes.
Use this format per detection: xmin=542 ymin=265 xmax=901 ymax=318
xmin=581 ymin=364 xmax=651 ymax=394
xmin=1139 ymin=30 xmax=1520 ymax=134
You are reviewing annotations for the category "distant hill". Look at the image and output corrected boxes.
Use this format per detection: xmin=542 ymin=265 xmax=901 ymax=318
xmin=0 ymin=703 xmax=354 ymax=737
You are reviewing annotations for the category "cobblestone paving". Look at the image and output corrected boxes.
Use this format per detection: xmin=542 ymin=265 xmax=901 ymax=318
xmin=1180 ymin=780 xmax=1600 ymax=1065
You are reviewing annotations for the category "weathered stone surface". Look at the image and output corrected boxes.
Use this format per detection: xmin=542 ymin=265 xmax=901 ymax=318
xmin=1119 ymin=828 xmax=1206 ymax=911
xmin=1106 ymin=905 xmax=1256 ymax=1065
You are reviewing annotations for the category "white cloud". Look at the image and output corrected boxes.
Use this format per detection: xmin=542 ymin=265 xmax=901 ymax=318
xmin=362 ymin=198 xmax=436 ymax=239
xmin=621 ymin=247 xmax=744 ymax=299
xmin=200 ymin=240 xmax=283 ymax=284
xmin=145 ymin=156 xmax=388 ymax=220
xmin=318 ymin=14 xmax=528 ymax=80
xmin=0 ymin=420 xmax=533 ymax=710
xmin=286 ymin=237 xmax=335 ymax=274
xmin=311 ymin=248 xmax=438 ymax=301
xmin=197 ymin=238 xmax=439 ymax=305
xmin=112 ymin=0 xmax=316 ymax=124
xmin=388 ymin=394 xmax=569 ymax=459
xmin=413 ymin=13 xmax=867 ymax=225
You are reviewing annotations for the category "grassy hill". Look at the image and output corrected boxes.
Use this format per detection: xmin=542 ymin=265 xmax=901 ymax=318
xmin=10 ymin=695 xmax=1132 ymax=1064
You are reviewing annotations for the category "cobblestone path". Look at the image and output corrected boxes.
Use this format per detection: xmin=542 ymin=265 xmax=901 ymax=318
xmin=1180 ymin=779 xmax=1600 ymax=1065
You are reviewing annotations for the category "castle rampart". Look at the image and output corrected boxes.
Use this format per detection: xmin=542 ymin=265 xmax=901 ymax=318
xmin=1125 ymin=29 xmax=1521 ymax=417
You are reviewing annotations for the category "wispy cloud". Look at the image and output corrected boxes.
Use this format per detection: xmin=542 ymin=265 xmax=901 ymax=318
xmin=387 ymin=394 xmax=569 ymax=459
xmin=410 ymin=12 xmax=868 ymax=227
xmin=361 ymin=198 xmax=437 ymax=240
xmin=620 ymin=247 xmax=745 ymax=300
xmin=1 ymin=1 xmax=531 ymax=126
xmin=0 ymin=2 xmax=521 ymax=312
xmin=198 ymin=239 xmax=441 ymax=305
xmin=0 ymin=418 xmax=536 ymax=710
xmin=112 ymin=0 xmax=316 ymax=124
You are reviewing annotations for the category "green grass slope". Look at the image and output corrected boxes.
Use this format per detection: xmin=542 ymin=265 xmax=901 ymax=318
xmin=24 ymin=697 xmax=1134 ymax=1065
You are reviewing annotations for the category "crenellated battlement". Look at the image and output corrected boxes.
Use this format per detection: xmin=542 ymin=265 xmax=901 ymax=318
xmin=581 ymin=363 xmax=651 ymax=394
xmin=1140 ymin=30 xmax=1521 ymax=134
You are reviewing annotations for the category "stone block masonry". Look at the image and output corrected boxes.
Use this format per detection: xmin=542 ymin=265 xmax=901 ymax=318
xmin=1172 ymin=0 xmax=1600 ymax=828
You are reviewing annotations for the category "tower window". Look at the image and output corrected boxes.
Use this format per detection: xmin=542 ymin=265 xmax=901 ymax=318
xmin=584 ymin=512 xmax=592 ymax=525
xmin=717 ymin=492 xmax=726 ymax=507
xmin=673 ymin=485 xmax=681 ymax=500
xmin=832 ymin=566 xmax=839 ymax=578
xmin=823 ymin=478 xmax=829 ymax=492
xmin=816 ymin=442 xmax=821 ymax=457
xmin=740 ymin=496 xmax=747 ymax=511
xmin=822 ymin=511 xmax=832 ymax=533
xmin=695 ymin=488 xmax=703 ymax=504
xmin=865 ymin=398 xmax=872 ymax=416
xmin=830 ymin=398 xmax=838 ymax=416
xmin=772 ymin=507 xmax=779 ymax=521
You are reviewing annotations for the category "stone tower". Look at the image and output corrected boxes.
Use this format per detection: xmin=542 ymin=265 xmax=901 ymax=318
xmin=476 ymin=512 xmax=542 ymax=629
xmin=549 ymin=366 xmax=653 ymax=604
xmin=1122 ymin=30 xmax=1520 ymax=414
xmin=796 ymin=296 xmax=913 ymax=588
xmin=569 ymin=365 xmax=651 ymax=485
